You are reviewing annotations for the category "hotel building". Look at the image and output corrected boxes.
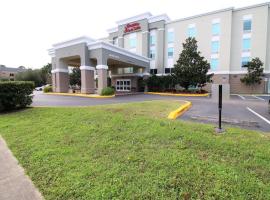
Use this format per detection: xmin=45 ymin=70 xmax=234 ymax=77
xmin=49 ymin=2 xmax=270 ymax=94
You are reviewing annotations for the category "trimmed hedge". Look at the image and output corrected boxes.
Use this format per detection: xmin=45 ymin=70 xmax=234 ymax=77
xmin=0 ymin=81 xmax=35 ymax=112
xmin=101 ymin=87 xmax=115 ymax=96
xmin=43 ymin=86 xmax=53 ymax=93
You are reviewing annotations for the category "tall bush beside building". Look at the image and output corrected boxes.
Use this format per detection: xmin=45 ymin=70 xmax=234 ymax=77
xmin=0 ymin=81 xmax=34 ymax=112
xmin=173 ymin=37 xmax=213 ymax=91
xmin=146 ymin=75 xmax=176 ymax=92
xmin=241 ymin=57 xmax=264 ymax=87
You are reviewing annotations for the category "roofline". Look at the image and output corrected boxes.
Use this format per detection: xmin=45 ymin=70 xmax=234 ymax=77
xmin=167 ymin=2 xmax=270 ymax=25
xmin=166 ymin=7 xmax=233 ymax=25
xmin=88 ymin=41 xmax=150 ymax=63
xmin=148 ymin=14 xmax=171 ymax=23
xmin=234 ymin=2 xmax=270 ymax=11
xmin=116 ymin=12 xmax=152 ymax=26
xmin=52 ymin=36 xmax=96 ymax=49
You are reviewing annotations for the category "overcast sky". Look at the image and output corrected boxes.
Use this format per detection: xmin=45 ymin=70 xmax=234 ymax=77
xmin=0 ymin=0 xmax=267 ymax=69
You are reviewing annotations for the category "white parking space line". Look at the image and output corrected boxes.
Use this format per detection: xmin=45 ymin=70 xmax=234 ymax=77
xmin=246 ymin=107 xmax=270 ymax=125
xmin=252 ymin=95 xmax=265 ymax=101
xmin=237 ymin=94 xmax=246 ymax=100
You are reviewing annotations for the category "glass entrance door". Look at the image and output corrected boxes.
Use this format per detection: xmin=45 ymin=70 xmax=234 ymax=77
xmin=116 ymin=79 xmax=131 ymax=92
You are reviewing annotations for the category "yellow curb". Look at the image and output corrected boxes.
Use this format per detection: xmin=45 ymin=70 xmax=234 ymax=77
xmin=145 ymin=92 xmax=209 ymax=97
xmin=44 ymin=92 xmax=115 ymax=98
xmin=168 ymin=101 xmax=192 ymax=120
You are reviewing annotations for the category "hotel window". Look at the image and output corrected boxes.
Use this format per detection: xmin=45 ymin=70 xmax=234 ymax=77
xmin=129 ymin=33 xmax=137 ymax=48
xmin=149 ymin=32 xmax=156 ymax=46
xmin=150 ymin=49 xmax=155 ymax=59
xmin=211 ymin=41 xmax=219 ymax=53
xmin=243 ymin=19 xmax=252 ymax=32
xmin=187 ymin=25 xmax=196 ymax=37
xmin=167 ymin=29 xmax=174 ymax=43
xmin=168 ymin=47 xmax=174 ymax=58
xmin=242 ymin=38 xmax=251 ymax=51
xmin=210 ymin=58 xmax=219 ymax=70
xmin=212 ymin=23 xmax=220 ymax=35
xmin=241 ymin=57 xmax=250 ymax=67
xmin=165 ymin=68 xmax=174 ymax=74
xmin=150 ymin=69 xmax=157 ymax=75
xmin=124 ymin=67 xmax=133 ymax=74
xmin=117 ymin=68 xmax=124 ymax=74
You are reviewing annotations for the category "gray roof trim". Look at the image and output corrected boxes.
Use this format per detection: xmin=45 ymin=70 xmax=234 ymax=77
xmin=233 ymin=2 xmax=270 ymax=11
xmin=167 ymin=2 xmax=270 ymax=25
xmin=88 ymin=41 xmax=150 ymax=63
xmin=166 ymin=7 xmax=233 ymax=25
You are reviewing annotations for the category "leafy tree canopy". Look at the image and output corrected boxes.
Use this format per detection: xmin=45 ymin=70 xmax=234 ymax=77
xmin=173 ymin=37 xmax=213 ymax=90
xmin=69 ymin=67 xmax=81 ymax=86
xmin=241 ymin=57 xmax=264 ymax=86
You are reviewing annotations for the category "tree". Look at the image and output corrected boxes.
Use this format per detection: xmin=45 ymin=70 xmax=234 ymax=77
xmin=15 ymin=69 xmax=45 ymax=87
xmin=41 ymin=63 xmax=52 ymax=84
xmin=241 ymin=57 xmax=264 ymax=86
xmin=173 ymin=37 xmax=213 ymax=91
xmin=69 ymin=67 xmax=81 ymax=87
xmin=15 ymin=63 xmax=52 ymax=87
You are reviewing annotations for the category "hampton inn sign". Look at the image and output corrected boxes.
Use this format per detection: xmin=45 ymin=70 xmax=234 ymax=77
xmin=124 ymin=22 xmax=141 ymax=33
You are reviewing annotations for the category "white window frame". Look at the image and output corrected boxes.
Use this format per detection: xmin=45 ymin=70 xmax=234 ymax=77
xmin=116 ymin=79 xmax=131 ymax=92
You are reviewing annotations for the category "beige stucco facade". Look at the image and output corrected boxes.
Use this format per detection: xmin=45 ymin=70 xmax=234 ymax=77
xmin=49 ymin=2 xmax=270 ymax=94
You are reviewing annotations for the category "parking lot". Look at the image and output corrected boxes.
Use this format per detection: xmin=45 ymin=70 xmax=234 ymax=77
xmin=32 ymin=92 xmax=270 ymax=132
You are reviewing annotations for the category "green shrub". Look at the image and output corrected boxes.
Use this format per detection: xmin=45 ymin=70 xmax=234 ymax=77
xmin=0 ymin=81 xmax=35 ymax=112
xmin=43 ymin=86 xmax=53 ymax=93
xmin=101 ymin=87 xmax=115 ymax=96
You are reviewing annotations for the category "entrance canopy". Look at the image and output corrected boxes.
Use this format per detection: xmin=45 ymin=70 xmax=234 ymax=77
xmin=49 ymin=36 xmax=150 ymax=94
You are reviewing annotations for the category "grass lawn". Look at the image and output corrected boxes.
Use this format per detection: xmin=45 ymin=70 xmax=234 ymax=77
xmin=0 ymin=100 xmax=270 ymax=199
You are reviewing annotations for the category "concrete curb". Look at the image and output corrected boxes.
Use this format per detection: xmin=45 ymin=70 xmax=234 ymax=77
xmin=145 ymin=92 xmax=209 ymax=97
xmin=168 ymin=101 xmax=192 ymax=119
xmin=44 ymin=92 xmax=115 ymax=98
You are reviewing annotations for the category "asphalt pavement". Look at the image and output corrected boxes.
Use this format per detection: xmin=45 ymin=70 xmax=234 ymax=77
xmin=32 ymin=92 xmax=270 ymax=132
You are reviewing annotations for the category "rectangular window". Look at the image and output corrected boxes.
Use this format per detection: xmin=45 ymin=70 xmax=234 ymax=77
xmin=242 ymin=38 xmax=251 ymax=51
xmin=168 ymin=31 xmax=174 ymax=43
xmin=241 ymin=57 xmax=250 ymax=67
xmin=165 ymin=68 xmax=174 ymax=74
xmin=150 ymin=49 xmax=155 ymax=59
xmin=212 ymin=23 xmax=220 ymax=35
xmin=211 ymin=41 xmax=219 ymax=53
xmin=129 ymin=33 xmax=137 ymax=48
xmin=117 ymin=68 xmax=124 ymax=74
xmin=243 ymin=20 xmax=252 ymax=32
xmin=116 ymin=79 xmax=131 ymax=91
xmin=124 ymin=67 xmax=133 ymax=74
xmin=168 ymin=47 xmax=174 ymax=58
xmin=210 ymin=59 xmax=219 ymax=70
xmin=150 ymin=34 xmax=156 ymax=46
xmin=150 ymin=69 xmax=157 ymax=75
xmin=187 ymin=27 xmax=196 ymax=37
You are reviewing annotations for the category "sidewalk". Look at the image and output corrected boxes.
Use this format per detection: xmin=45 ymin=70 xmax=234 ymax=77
xmin=0 ymin=137 xmax=43 ymax=200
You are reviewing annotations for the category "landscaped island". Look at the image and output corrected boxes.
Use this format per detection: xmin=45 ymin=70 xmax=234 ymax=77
xmin=0 ymin=100 xmax=269 ymax=199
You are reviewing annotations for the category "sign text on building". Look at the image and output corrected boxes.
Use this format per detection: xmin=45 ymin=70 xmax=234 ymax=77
xmin=124 ymin=22 xmax=141 ymax=33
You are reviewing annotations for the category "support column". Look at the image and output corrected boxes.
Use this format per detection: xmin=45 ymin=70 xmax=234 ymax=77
xmin=142 ymin=31 xmax=149 ymax=57
xmin=96 ymin=65 xmax=108 ymax=94
xmin=156 ymin=28 xmax=165 ymax=74
xmin=118 ymin=36 xmax=124 ymax=48
xmin=51 ymin=57 xmax=56 ymax=92
xmin=55 ymin=69 xmax=69 ymax=93
xmin=54 ymin=59 xmax=69 ymax=93
xmin=52 ymin=72 xmax=56 ymax=92
xmin=80 ymin=66 xmax=95 ymax=94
